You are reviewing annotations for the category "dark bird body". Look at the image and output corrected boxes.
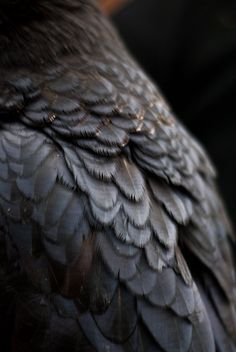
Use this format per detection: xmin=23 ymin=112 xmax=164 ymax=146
xmin=0 ymin=1 xmax=235 ymax=351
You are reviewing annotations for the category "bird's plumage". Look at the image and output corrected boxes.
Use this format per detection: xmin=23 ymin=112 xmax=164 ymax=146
xmin=0 ymin=1 xmax=235 ymax=351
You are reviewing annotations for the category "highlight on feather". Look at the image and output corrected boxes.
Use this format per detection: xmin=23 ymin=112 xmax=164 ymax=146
xmin=100 ymin=0 xmax=133 ymax=15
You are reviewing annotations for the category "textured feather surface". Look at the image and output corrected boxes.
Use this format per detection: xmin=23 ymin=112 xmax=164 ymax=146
xmin=0 ymin=1 xmax=235 ymax=351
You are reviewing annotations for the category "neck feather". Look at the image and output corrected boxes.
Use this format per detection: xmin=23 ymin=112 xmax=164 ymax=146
xmin=0 ymin=0 xmax=101 ymax=67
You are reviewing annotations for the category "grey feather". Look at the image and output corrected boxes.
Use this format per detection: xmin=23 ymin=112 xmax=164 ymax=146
xmin=138 ymin=299 xmax=192 ymax=352
xmin=121 ymin=192 xmax=150 ymax=227
xmin=71 ymin=164 xmax=118 ymax=210
xmin=126 ymin=257 xmax=157 ymax=296
xmin=150 ymin=200 xmax=177 ymax=248
xmin=170 ymin=276 xmax=195 ymax=317
xmin=149 ymin=178 xmax=193 ymax=224
xmin=128 ymin=222 xmax=152 ymax=247
xmin=115 ymin=157 xmax=145 ymax=201
xmin=148 ymin=267 xmax=176 ymax=307
xmin=97 ymin=231 xmax=140 ymax=281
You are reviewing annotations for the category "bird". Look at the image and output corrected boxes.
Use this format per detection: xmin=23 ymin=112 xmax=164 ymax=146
xmin=0 ymin=0 xmax=235 ymax=351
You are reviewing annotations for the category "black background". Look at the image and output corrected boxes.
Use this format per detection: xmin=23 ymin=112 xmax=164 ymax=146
xmin=112 ymin=0 xmax=236 ymax=227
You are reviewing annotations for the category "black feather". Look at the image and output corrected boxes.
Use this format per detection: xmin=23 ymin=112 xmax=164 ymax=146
xmin=0 ymin=1 xmax=235 ymax=350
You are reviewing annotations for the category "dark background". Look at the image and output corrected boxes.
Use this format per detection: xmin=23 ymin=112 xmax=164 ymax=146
xmin=112 ymin=0 xmax=236 ymax=227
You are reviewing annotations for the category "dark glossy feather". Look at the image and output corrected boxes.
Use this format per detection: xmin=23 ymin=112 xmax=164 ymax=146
xmin=0 ymin=1 xmax=235 ymax=351
xmin=93 ymin=285 xmax=137 ymax=343
xmin=138 ymin=299 xmax=193 ymax=352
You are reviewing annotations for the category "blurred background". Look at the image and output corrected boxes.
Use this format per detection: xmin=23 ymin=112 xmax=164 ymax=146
xmin=101 ymin=0 xmax=236 ymax=228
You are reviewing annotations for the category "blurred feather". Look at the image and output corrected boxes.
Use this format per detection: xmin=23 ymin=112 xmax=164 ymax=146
xmin=126 ymin=257 xmax=157 ymax=296
xmin=138 ymin=299 xmax=192 ymax=352
xmin=97 ymin=230 xmax=140 ymax=280
xmin=93 ymin=285 xmax=137 ymax=343
xmin=148 ymin=267 xmax=176 ymax=306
